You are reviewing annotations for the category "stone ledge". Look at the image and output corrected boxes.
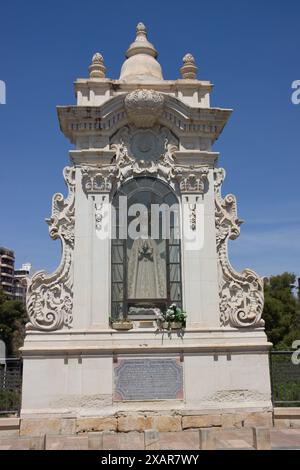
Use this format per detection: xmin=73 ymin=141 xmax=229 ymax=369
xmin=20 ymin=417 xmax=76 ymax=437
xmin=0 ymin=418 xmax=20 ymax=430
xmin=21 ymin=342 xmax=272 ymax=356
xmin=183 ymin=415 xmax=222 ymax=430
xmin=274 ymin=419 xmax=300 ymax=429
xmin=18 ymin=410 xmax=274 ymax=435
xmin=117 ymin=416 xmax=154 ymax=433
xmin=273 ymin=407 xmax=300 ymax=429
xmin=274 ymin=407 xmax=300 ymax=418
xmin=77 ymin=417 xmax=117 ymax=433
xmin=0 ymin=418 xmax=20 ymax=437
xmin=2 ymin=428 xmax=300 ymax=450
xmin=117 ymin=415 xmax=181 ymax=433
xmin=0 ymin=435 xmax=45 ymax=450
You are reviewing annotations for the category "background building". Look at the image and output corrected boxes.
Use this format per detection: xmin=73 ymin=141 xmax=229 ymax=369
xmin=13 ymin=263 xmax=31 ymax=304
xmin=0 ymin=247 xmax=31 ymax=303
xmin=0 ymin=247 xmax=15 ymax=298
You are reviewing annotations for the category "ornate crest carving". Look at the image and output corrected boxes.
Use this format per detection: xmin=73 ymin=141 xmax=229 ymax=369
xmin=26 ymin=167 xmax=75 ymax=331
xmin=110 ymin=125 xmax=178 ymax=184
xmin=125 ymin=89 xmax=164 ymax=128
xmin=80 ymin=125 xmax=210 ymax=201
xmin=109 ymin=125 xmax=209 ymax=194
xmin=214 ymin=168 xmax=265 ymax=329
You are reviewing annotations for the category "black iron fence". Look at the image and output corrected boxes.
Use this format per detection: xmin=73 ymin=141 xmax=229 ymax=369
xmin=0 ymin=358 xmax=22 ymax=415
xmin=270 ymin=350 xmax=300 ymax=407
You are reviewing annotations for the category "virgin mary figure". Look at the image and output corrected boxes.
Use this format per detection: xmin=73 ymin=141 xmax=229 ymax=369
xmin=127 ymin=238 xmax=167 ymax=300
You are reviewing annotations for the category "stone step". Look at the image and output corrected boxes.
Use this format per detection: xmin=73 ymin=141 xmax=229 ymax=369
xmin=0 ymin=428 xmax=298 ymax=450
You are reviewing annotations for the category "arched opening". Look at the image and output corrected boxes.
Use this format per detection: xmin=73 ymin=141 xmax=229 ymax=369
xmin=111 ymin=177 xmax=182 ymax=322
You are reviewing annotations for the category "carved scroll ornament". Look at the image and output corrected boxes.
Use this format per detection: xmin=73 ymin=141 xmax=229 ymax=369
xmin=214 ymin=168 xmax=265 ymax=329
xmin=26 ymin=167 xmax=75 ymax=331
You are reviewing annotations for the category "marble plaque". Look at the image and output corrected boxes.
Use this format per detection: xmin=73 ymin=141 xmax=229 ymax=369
xmin=113 ymin=357 xmax=183 ymax=401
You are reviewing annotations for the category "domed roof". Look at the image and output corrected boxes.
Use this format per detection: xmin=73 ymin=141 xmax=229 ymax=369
xmin=119 ymin=23 xmax=163 ymax=82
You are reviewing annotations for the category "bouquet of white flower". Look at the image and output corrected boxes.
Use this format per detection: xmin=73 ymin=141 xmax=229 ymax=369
xmin=156 ymin=304 xmax=187 ymax=330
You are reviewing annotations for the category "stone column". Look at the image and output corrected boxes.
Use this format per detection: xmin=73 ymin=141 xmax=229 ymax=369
xmin=71 ymin=167 xmax=94 ymax=329
xmin=90 ymin=192 xmax=111 ymax=328
xmin=72 ymin=165 xmax=114 ymax=329
xmin=179 ymin=168 xmax=220 ymax=327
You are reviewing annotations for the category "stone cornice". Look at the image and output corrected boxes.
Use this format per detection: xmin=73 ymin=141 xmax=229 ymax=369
xmin=57 ymin=97 xmax=232 ymax=145
xmin=20 ymin=342 xmax=272 ymax=357
xmin=22 ymin=327 xmax=268 ymax=336
xmin=174 ymin=151 xmax=220 ymax=166
xmin=74 ymin=78 xmax=213 ymax=92
xmin=69 ymin=149 xmax=115 ymax=166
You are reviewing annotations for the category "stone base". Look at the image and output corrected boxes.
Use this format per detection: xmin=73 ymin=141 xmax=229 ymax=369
xmin=18 ymin=410 xmax=273 ymax=437
xmin=2 ymin=427 xmax=300 ymax=450
xmin=273 ymin=408 xmax=300 ymax=429
xmin=19 ymin=327 xmax=273 ymax=447
xmin=20 ymin=327 xmax=272 ymax=418
xmin=0 ymin=418 xmax=20 ymax=437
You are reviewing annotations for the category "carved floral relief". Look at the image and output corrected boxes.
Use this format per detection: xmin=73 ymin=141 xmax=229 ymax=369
xmin=26 ymin=167 xmax=75 ymax=331
xmin=214 ymin=168 xmax=265 ymax=329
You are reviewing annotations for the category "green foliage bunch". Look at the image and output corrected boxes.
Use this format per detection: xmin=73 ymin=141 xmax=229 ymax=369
xmin=0 ymin=289 xmax=27 ymax=356
xmin=263 ymin=273 xmax=300 ymax=350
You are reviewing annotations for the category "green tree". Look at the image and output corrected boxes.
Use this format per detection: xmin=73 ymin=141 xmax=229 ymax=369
xmin=263 ymin=273 xmax=300 ymax=350
xmin=0 ymin=289 xmax=27 ymax=356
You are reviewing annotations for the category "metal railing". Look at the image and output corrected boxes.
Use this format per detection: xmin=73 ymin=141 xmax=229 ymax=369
xmin=270 ymin=351 xmax=300 ymax=407
xmin=0 ymin=358 xmax=22 ymax=415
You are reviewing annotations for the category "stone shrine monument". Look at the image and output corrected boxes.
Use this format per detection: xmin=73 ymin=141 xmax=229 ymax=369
xmin=21 ymin=24 xmax=272 ymax=428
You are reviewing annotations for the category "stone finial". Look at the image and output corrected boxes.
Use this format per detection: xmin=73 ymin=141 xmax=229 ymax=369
xmin=120 ymin=23 xmax=163 ymax=82
xmin=125 ymin=22 xmax=157 ymax=59
xmin=180 ymin=53 xmax=198 ymax=80
xmin=89 ymin=52 xmax=106 ymax=79
xmin=136 ymin=22 xmax=147 ymax=41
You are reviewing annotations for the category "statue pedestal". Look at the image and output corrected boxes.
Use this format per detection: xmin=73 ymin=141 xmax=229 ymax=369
xmin=21 ymin=327 xmax=272 ymax=417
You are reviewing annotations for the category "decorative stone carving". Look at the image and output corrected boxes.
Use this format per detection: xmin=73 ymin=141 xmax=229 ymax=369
xmin=124 ymin=89 xmax=164 ymax=128
xmin=95 ymin=202 xmax=104 ymax=231
xmin=26 ymin=167 xmax=75 ymax=331
xmin=214 ymin=168 xmax=265 ymax=329
xmin=81 ymin=166 xmax=116 ymax=194
xmin=89 ymin=52 xmax=106 ymax=79
xmin=110 ymin=125 xmax=210 ymax=194
xmin=177 ymin=169 xmax=209 ymax=194
xmin=58 ymin=94 xmax=231 ymax=145
xmin=180 ymin=53 xmax=198 ymax=80
xmin=204 ymin=390 xmax=271 ymax=403
xmin=111 ymin=125 xmax=178 ymax=184
xmin=188 ymin=203 xmax=197 ymax=231
xmin=130 ymin=129 xmax=162 ymax=161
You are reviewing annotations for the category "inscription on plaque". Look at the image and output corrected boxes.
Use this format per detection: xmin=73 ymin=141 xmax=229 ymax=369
xmin=113 ymin=357 xmax=184 ymax=401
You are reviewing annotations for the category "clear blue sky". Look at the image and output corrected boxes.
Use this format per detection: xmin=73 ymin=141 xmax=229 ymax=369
xmin=0 ymin=0 xmax=299 ymax=278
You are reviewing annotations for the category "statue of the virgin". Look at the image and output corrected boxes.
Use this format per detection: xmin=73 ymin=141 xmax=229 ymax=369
xmin=127 ymin=238 xmax=166 ymax=300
